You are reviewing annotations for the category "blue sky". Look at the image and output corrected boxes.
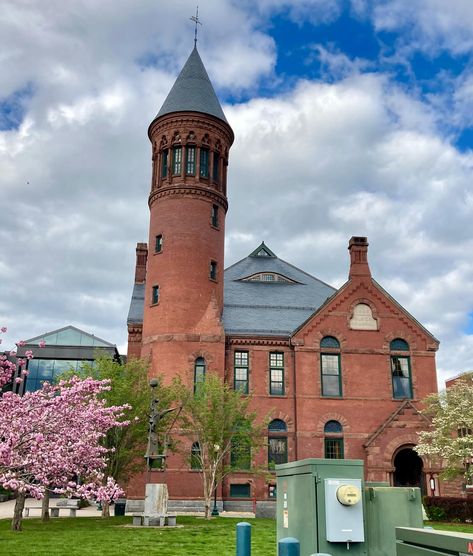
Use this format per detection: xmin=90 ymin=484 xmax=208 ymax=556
xmin=1 ymin=0 xmax=473 ymax=385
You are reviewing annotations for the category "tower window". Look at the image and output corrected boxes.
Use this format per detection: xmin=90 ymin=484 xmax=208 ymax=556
xmin=194 ymin=357 xmax=206 ymax=393
xmin=269 ymin=352 xmax=284 ymax=396
xmin=151 ymin=285 xmax=159 ymax=305
xmin=155 ymin=235 xmax=163 ymax=253
xmin=211 ymin=205 xmax=219 ymax=227
xmin=210 ymin=260 xmax=217 ymax=281
xmin=200 ymin=148 xmax=209 ymax=178
xmin=213 ymin=152 xmax=220 ymax=182
xmin=161 ymin=150 xmax=168 ymax=178
xmin=172 ymin=146 xmax=182 ymax=175
xmin=186 ymin=146 xmax=196 ymax=175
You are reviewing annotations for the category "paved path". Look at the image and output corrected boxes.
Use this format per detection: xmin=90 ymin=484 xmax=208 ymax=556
xmin=0 ymin=498 xmax=108 ymax=519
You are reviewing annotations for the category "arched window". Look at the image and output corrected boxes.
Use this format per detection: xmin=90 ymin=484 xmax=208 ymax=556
xmin=320 ymin=336 xmax=342 ymax=397
xmin=191 ymin=442 xmax=201 ymax=470
xmin=324 ymin=420 xmax=344 ymax=459
xmin=268 ymin=419 xmax=288 ymax=468
xmin=390 ymin=339 xmax=412 ymax=399
xmin=194 ymin=357 xmax=206 ymax=393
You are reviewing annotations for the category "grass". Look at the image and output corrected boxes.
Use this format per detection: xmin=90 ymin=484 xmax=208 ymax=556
xmin=0 ymin=515 xmax=276 ymax=556
xmin=428 ymin=521 xmax=473 ymax=534
xmin=1 ymin=516 xmax=472 ymax=555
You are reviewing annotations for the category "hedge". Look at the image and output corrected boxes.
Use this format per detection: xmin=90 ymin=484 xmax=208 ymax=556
xmin=423 ymin=496 xmax=473 ymax=522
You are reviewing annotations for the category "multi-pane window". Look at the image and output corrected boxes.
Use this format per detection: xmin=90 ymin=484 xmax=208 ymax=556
xmin=229 ymin=484 xmax=251 ymax=498
xmin=213 ymin=152 xmax=220 ymax=182
xmin=186 ymin=146 xmax=196 ymax=175
xmin=155 ymin=234 xmax=163 ymax=253
xmin=152 ymin=285 xmax=159 ymax=305
xmin=390 ymin=339 xmax=413 ymax=399
xmin=234 ymin=351 xmax=249 ymax=393
xmin=320 ymin=336 xmax=342 ymax=397
xmin=211 ymin=204 xmax=219 ymax=227
xmin=191 ymin=442 xmax=201 ymax=470
xmin=200 ymin=148 xmax=209 ymax=177
xmin=210 ymin=261 xmax=217 ymax=280
xmin=161 ymin=149 xmax=168 ymax=178
xmin=268 ymin=419 xmax=288 ymax=467
xmin=194 ymin=357 xmax=206 ymax=393
xmin=324 ymin=420 xmax=344 ymax=459
xmin=172 ymin=146 xmax=182 ymax=175
xmin=269 ymin=352 xmax=284 ymax=395
xmin=231 ymin=439 xmax=251 ymax=470
xmin=325 ymin=438 xmax=344 ymax=459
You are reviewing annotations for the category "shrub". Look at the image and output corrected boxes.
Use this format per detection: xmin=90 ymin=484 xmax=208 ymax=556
xmin=423 ymin=496 xmax=473 ymax=522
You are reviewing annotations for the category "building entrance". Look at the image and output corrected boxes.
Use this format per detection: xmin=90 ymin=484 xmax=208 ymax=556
xmin=393 ymin=447 xmax=424 ymax=489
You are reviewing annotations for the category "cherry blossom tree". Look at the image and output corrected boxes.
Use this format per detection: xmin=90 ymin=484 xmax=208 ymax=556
xmin=0 ymin=327 xmax=130 ymax=530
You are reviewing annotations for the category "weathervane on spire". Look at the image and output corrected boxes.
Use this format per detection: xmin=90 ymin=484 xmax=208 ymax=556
xmin=190 ymin=6 xmax=202 ymax=47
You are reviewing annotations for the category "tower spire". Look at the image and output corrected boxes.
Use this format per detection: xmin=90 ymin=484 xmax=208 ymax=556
xmin=190 ymin=6 xmax=202 ymax=48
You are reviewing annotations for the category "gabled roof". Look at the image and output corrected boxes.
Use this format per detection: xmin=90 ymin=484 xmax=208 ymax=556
xmin=153 ymin=46 xmax=228 ymax=124
xmin=24 ymin=325 xmax=115 ymax=348
xmin=223 ymin=245 xmax=336 ymax=336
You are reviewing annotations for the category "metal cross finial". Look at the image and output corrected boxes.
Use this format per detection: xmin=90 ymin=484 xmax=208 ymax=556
xmin=190 ymin=6 xmax=202 ymax=47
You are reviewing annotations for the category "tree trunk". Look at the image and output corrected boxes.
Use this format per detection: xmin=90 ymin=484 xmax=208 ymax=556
xmin=204 ymin=501 xmax=211 ymax=519
xmin=41 ymin=491 xmax=50 ymax=522
xmin=11 ymin=493 xmax=26 ymax=531
xmin=101 ymin=501 xmax=110 ymax=517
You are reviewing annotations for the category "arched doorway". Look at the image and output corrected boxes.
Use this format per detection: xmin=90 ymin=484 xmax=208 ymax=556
xmin=393 ymin=447 xmax=424 ymax=490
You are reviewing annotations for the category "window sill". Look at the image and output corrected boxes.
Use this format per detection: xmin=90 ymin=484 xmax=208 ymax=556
xmin=150 ymin=302 xmax=160 ymax=307
xmin=210 ymin=224 xmax=220 ymax=231
xmin=269 ymin=394 xmax=286 ymax=398
xmin=209 ymin=277 xmax=218 ymax=283
xmin=153 ymin=251 xmax=163 ymax=255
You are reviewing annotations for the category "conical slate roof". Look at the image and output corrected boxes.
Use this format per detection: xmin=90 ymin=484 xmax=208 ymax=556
xmin=154 ymin=46 xmax=228 ymax=124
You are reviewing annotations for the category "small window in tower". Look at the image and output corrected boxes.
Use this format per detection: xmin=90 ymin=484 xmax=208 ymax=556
xmin=210 ymin=260 xmax=217 ymax=281
xmin=155 ymin=235 xmax=163 ymax=253
xmin=213 ymin=152 xmax=220 ymax=182
xmin=151 ymin=285 xmax=159 ymax=305
xmin=186 ymin=146 xmax=196 ymax=175
xmin=161 ymin=150 xmax=168 ymax=178
xmin=211 ymin=205 xmax=219 ymax=227
xmin=172 ymin=146 xmax=182 ymax=175
xmin=200 ymin=148 xmax=209 ymax=178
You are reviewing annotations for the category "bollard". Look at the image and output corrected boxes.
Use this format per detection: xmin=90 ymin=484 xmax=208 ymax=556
xmin=236 ymin=521 xmax=251 ymax=556
xmin=278 ymin=537 xmax=300 ymax=556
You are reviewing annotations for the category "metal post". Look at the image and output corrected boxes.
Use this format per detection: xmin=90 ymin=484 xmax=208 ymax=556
xmin=236 ymin=522 xmax=251 ymax=556
xmin=211 ymin=483 xmax=219 ymax=516
xmin=278 ymin=537 xmax=300 ymax=556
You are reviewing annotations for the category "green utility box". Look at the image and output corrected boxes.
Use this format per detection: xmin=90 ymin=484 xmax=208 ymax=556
xmin=276 ymin=458 xmax=367 ymax=556
xmin=276 ymin=459 xmax=424 ymax=556
xmin=396 ymin=527 xmax=473 ymax=555
xmin=365 ymin=487 xmax=423 ymax=556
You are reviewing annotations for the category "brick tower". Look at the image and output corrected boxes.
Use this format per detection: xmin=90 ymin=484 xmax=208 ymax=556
xmin=141 ymin=46 xmax=234 ymax=391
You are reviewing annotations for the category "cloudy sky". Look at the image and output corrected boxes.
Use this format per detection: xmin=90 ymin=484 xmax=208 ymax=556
xmin=1 ymin=0 xmax=473 ymax=386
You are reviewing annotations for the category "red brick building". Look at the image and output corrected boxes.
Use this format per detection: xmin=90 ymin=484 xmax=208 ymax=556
xmin=127 ymin=46 xmax=442 ymax=510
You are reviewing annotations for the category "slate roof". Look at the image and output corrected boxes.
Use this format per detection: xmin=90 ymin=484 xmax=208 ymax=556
xmin=127 ymin=283 xmax=145 ymax=324
xmin=222 ymin=244 xmax=336 ymax=336
xmin=126 ymin=244 xmax=336 ymax=337
xmin=153 ymin=46 xmax=228 ymax=124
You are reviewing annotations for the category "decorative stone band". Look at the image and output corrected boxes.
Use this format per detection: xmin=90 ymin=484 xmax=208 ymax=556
xmin=149 ymin=185 xmax=228 ymax=211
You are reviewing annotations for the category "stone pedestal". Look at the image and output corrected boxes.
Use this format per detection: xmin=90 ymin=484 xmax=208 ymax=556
xmin=144 ymin=483 xmax=168 ymax=516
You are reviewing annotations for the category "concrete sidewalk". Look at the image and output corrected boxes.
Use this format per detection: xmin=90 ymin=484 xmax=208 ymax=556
xmin=0 ymin=498 xmax=108 ymax=519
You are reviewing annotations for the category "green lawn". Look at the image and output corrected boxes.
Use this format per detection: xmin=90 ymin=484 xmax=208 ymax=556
xmin=0 ymin=515 xmax=276 ymax=556
xmin=1 ymin=516 xmax=472 ymax=556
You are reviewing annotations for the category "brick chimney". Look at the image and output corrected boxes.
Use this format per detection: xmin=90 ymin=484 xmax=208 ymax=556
xmin=134 ymin=242 xmax=148 ymax=284
xmin=348 ymin=236 xmax=371 ymax=278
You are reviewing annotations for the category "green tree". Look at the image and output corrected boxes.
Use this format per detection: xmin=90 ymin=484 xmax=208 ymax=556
xmin=173 ymin=374 xmax=267 ymax=519
xmin=64 ymin=357 xmax=177 ymax=516
xmin=416 ymin=373 xmax=473 ymax=485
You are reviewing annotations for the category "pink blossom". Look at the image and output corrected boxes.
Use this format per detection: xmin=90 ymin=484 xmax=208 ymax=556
xmin=38 ymin=340 xmax=46 ymax=348
xmin=16 ymin=340 xmax=26 ymax=347
xmin=25 ymin=350 xmax=33 ymax=360
xmin=14 ymin=378 xmax=23 ymax=384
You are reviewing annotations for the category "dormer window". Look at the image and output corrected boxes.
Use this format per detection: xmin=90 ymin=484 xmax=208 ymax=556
xmin=242 ymin=272 xmax=298 ymax=284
